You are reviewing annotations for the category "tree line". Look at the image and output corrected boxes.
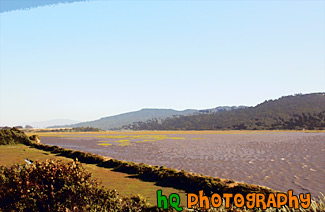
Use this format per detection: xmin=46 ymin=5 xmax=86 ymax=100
xmin=121 ymin=93 xmax=325 ymax=130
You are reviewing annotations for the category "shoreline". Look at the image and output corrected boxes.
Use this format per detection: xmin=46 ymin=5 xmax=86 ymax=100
xmin=24 ymin=138 xmax=279 ymax=197
xmin=37 ymin=131 xmax=325 ymax=199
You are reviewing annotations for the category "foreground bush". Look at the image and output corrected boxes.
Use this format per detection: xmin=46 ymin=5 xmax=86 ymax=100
xmin=0 ymin=159 xmax=158 ymax=211
xmin=1 ymin=128 xmax=277 ymax=197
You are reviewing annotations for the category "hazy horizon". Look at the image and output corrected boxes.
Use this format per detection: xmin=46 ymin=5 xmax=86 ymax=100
xmin=5 ymin=105 xmax=246 ymax=127
xmin=1 ymin=92 xmax=322 ymax=127
xmin=1 ymin=0 xmax=324 ymax=126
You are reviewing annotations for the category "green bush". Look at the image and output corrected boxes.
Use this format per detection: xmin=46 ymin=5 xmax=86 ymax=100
xmin=0 ymin=159 xmax=158 ymax=211
xmin=0 ymin=128 xmax=33 ymax=145
xmin=27 ymin=140 xmax=276 ymax=198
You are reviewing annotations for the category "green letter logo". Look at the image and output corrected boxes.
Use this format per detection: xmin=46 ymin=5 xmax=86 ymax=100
xmin=157 ymin=190 xmax=183 ymax=211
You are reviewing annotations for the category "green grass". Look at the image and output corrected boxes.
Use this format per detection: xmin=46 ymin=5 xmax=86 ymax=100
xmin=98 ymin=143 xmax=113 ymax=146
xmin=0 ymin=144 xmax=187 ymax=205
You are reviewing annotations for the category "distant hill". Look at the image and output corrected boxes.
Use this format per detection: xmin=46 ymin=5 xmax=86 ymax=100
xmin=122 ymin=93 xmax=325 ymax=130
xmin=54 ymin=109 xmax=196 ymax=130
xmin=23 ymin=119 xmax=80 ymax=129
xmin=55 ymin=107 xmax=244 ymax=130
xmin=198 ymin=106 xmax=247 ymax=114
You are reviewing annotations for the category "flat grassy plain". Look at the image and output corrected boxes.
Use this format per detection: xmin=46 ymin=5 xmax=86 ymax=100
xmin=26 ymin=129 xmax=325 ymax=136
xmin=0 ymin=144 xmax=187 ymax=205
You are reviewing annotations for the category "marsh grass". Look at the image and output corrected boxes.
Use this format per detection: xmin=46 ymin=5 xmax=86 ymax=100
xmin=26 ymin=139 xmax=276 ymax=196
xmin=113 ymin=139 xmax=130 ymax=142
xmin=29 ymin=130 xmax=325 ymax=138
xmin=4 ymin=129 xmax=325 ymax=211
xmin=94 ymin=134 xmax=186 ymax=146
xmin=98 ymin=143 xmax=112 ymax=146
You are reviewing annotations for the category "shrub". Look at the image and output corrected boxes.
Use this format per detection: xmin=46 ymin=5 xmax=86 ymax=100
xmin=0 ymin=128 xmax=33 ymax=145
xmin=0 ymin=159 xmax=157 ymax=211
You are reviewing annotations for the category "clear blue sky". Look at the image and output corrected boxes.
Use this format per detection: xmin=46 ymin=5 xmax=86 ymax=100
xmin=0 ymin=0 xmax=324 ymax=126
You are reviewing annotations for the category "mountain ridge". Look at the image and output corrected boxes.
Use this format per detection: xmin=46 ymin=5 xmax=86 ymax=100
xmin=122 ymin=93 xmax=325 ymax=130
xmin=51 ymin=106 xmax=245 ymax=130
xmin=22 ymin=119 xmax=80 ymax=129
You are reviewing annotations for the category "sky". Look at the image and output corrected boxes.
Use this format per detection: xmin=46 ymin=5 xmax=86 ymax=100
xmin=0 ymin=0 xmax=324 ymax=126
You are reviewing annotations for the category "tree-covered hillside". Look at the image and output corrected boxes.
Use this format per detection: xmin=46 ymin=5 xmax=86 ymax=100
xmin=121 ymin=93 xmax=325 ymax=130
xmin=57 ymin=107 xmax=244 ymax=130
